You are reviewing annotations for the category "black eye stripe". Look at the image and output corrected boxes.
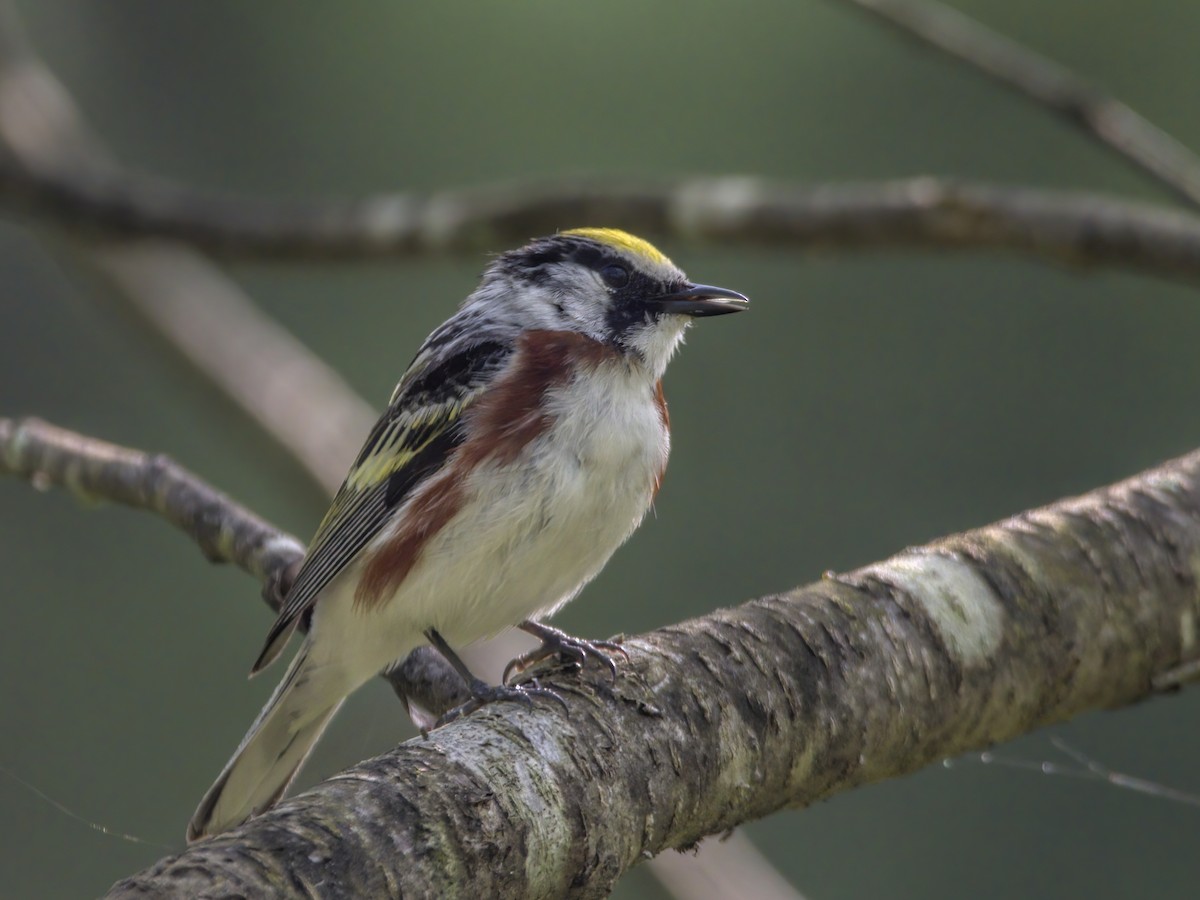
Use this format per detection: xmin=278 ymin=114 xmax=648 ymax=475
xmin=600 ymin=264 xmax=630 ymax=288
xmin=603 ymin=269 xmax=672 ymax=341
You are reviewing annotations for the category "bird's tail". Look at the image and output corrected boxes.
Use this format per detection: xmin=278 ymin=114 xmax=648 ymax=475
xmin=187 ymin=644 xmax=345 ymax=842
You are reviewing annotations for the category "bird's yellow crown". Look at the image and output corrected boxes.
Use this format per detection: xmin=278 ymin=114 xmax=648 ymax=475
xmin=562 ymin=228 xmax=672 ymax=268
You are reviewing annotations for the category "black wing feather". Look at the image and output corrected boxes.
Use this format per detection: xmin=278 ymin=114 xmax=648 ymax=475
xmin=250 ymin=339 xmax=512 ymax=673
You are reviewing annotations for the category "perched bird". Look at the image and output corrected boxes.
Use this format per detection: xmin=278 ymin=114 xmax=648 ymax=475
xmin=187 ymin=228 xmax=748 ymax=841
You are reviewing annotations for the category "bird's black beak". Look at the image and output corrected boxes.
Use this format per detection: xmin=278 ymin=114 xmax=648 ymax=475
xmin=646 ymin=283 xmax=750 ymax=317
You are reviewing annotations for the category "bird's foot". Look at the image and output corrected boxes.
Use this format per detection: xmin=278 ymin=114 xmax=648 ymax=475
xmin=504 ymin=621 xmax=629 ymax=684
xmin=433 ymin=677 xmax=567 ymax=730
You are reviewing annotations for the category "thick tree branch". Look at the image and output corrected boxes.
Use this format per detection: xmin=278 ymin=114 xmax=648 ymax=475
xmin=106 ymin=444 xmax=1200 ymax=898
xmin=838 ymin=0 xmax=1200 ymax=209
xmin=4 ymin=163 xmax=1200 ymax=279
xmin=5 ymin=417 xmax=1198 ymax=897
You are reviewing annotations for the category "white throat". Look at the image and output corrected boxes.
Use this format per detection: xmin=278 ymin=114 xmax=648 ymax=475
xmin=626 ymin=315 xmax=689 ymax=381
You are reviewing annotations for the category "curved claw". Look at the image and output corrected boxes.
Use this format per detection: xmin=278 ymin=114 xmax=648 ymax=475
xmin=433 ymin=678 xmax=567 ymax=730
xmin=525 ymin=678 xmax=569 ymax=713
xmin=505 ymin=623 xmax=629 ymax=685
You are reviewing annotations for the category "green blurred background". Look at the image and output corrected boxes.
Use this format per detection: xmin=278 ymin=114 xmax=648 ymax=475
xmin=2 ymin=1 xmax=1199 ymax=896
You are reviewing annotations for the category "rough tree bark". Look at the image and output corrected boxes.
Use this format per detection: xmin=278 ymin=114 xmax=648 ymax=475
xmin=4 ymin=1 xmax=1200 ymax=896
xmin=3 ymin=418 xmax=1197 ymax=898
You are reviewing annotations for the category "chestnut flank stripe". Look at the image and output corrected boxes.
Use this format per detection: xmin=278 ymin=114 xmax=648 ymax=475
xmin=354 ymin=331 xmax=616 ymax=610
xmin=652 ymin=379 xmax=669 ymax=499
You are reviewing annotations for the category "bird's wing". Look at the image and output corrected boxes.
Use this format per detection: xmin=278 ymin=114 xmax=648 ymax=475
xmin=251 ymin=339 xmax=511 ymax=673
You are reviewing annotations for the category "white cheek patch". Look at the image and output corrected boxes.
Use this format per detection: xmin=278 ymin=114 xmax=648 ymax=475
xmin=866 ymin=552 xmax=1004 ymax=665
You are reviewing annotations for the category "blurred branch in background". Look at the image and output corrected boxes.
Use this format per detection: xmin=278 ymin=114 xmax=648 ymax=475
xmin=0 ymin=417 xmax=303 ymax=582
xmin=87 ymin=245 xmax=375 ymax=495
xmin=6 ymin=0 xmax=1200 ymax=896
xmin=0 ymin=5 xmax=371 ymax=496
xmin=7 ymin=415 xmax=1200 ymax=897
xmin=838 ymin=0 xmax=1200 ymax=209
xmin=0 ymin=4 xmax=1199 ymax=280
xmin=4 ymin=159 xmax=1200 ymax=279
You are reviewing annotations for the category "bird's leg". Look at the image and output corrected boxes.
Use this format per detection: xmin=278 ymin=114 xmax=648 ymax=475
xmin=503 ymin=620 xmax=629 ymax=685
xmin=425 ymin=628 xmax=566 ymax=729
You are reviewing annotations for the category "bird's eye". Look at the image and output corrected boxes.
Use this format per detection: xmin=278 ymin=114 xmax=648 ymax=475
xmin=600 ymin=264 xmax=629 ymax=288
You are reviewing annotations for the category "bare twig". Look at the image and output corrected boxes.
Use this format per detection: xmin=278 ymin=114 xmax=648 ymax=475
xmin=839 ymin=0 xmax=1200 ymax=208
xmin=0 ymin=416 xmax=473 ymax=715
xmin=0 ymin=417 xmax=303 ymax=583
xmin=959 ymin=737 xmax=1200 ymax=810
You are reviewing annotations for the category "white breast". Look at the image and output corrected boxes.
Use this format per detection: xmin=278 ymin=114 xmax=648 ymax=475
xmin=329 ymin=360 xmax=669 ymax=673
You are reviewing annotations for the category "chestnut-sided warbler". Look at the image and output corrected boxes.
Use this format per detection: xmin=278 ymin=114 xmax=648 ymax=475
xmin=188 ymin=228 xmax=748 ymax=840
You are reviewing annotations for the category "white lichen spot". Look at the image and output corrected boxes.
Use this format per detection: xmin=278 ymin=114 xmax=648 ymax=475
xmin=1181 ymin=609 xmax=1196 ymax=653
xmin=874 ymin=552 xmax=1004 ymax=665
